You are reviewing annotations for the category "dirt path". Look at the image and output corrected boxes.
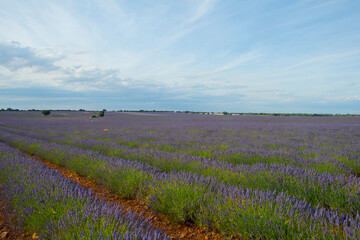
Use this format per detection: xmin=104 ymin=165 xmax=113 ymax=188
xmin=20 ymin=153 xmax=230 ymax=240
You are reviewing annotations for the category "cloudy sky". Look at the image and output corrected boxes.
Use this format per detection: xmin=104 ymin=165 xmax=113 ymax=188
xmin=0 ymin=0 xmax=359 ymax=113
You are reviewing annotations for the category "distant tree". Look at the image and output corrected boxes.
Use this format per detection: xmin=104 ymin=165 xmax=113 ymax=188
xmin=98 ymin=111 xmax=105 ymax=117
xmin=79 ymin=109 xmax=85 ymax=111
xmin=222 ymin=111 xmax=229 ymax=115
xmin=42 ymin=110 xmax=51 ymax=116
xmin=6 ymin=108 xmax=12 ymax=111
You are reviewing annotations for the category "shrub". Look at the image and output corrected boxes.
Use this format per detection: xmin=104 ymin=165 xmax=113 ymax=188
xmin=98 ymin=111 xmax=105 ymax=117
xmin=42 ymin=110 xmax=51 ymax=116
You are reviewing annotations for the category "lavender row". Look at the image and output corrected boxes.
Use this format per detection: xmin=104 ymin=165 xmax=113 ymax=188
xmin=0 ymin=142 xmax=169 ymax=240
xmin=1 ymin=117 xmax=358 ymax=177
xmin=1 ymin=130 xmax=360 ymax=238
xmin=1 ymin=127 xmax=359 ymax=216
xmin=0 ymin=126 xmax=354 ymax=186
xmin=5 ymin=112 xmax=357 ymax=178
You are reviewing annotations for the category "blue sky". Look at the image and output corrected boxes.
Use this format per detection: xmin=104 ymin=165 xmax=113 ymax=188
xmin=0 ymin=0 xmax=359 ymax=113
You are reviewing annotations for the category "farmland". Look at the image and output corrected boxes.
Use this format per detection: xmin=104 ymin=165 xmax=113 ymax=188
xmin=0 ymin=111 xmax=360 ymax=239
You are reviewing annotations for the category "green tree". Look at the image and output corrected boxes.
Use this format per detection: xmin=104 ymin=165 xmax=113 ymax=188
xmin=42 ymin=110 xmax=51 ymax=116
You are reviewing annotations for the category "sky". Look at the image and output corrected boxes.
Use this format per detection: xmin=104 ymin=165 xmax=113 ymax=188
xmin=0 ymin=0 xmax=359 ymax=113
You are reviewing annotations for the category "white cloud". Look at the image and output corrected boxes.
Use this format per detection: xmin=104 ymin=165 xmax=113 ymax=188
xmin=0 ymin=41 xmax=61 ymax=72
xmin=0 ymin=1 xmax=359 ymax=113
xmin=212 ymin=51 xmax=262 ymax=73
xmin=186 ymin=0 xmax=217 ymax=23
xmin=282 ymin=51 xmax=360 ymax=71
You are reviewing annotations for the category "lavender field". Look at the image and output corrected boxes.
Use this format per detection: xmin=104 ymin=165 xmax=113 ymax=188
xmin=0 ymin=111 xmax=360 ymax=239
xmin=0 ymin=142 xmax=169 ymax=239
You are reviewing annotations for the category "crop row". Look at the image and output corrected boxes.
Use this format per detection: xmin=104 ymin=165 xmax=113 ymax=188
xmin=0 ymin=142 xmax=169 ymax=240
xmin=1 ymin=126 xmax=359 ymax=216
xmin=2 ymin=113 xmax=360 ymax=177
xmin=90 ymin=128 xmax=360 ymax=176
xmin=0 ymin=129 xmax=359 ymax=239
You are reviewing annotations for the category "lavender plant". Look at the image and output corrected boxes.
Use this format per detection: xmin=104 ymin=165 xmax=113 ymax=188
xmin=0 ymin=143 xmax=169 ymax=240
xmin=1 ymin=128 xmax=359 ymax=217
xmin=1 ymin=111 xmax=359 ymax=239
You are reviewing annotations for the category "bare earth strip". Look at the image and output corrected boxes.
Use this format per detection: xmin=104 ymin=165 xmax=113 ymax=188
xmin=17 ymin=152 xmax=230 ymax=240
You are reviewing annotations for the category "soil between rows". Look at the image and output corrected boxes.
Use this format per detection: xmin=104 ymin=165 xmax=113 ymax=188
xmin=0 ymin=187 xmax=32 ymax=240
xmin=17 ymin=151 xmax=233 ymax=240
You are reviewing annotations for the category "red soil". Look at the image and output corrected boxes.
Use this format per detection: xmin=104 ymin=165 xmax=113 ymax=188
xmin=0 ymin=187 xmax=32 ymax=240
